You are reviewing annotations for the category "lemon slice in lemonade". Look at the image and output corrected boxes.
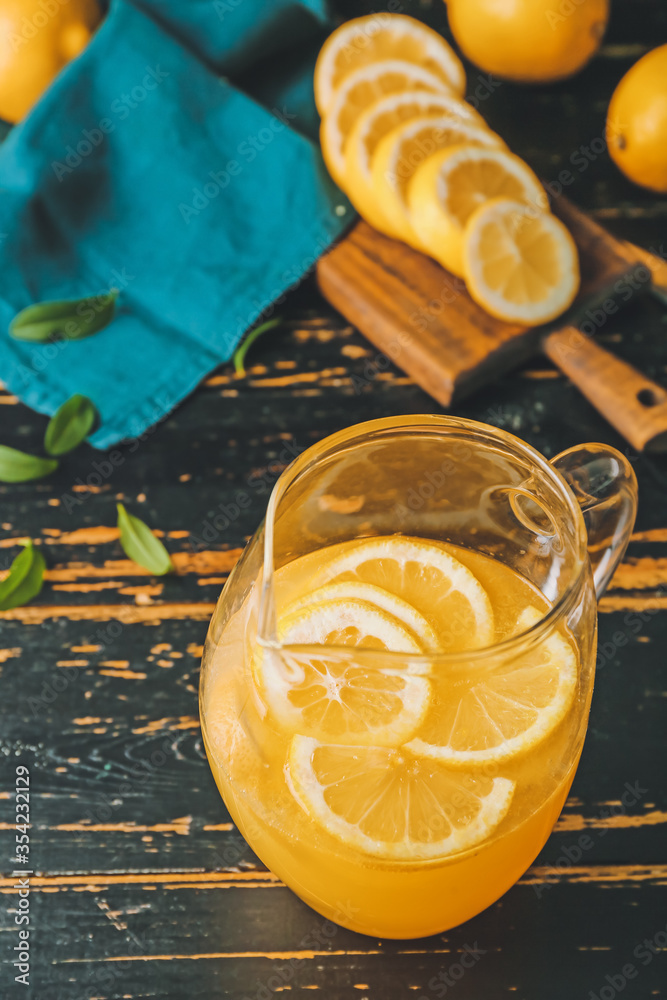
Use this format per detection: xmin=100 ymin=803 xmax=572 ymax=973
xmin=284 ymin=581 xmax=441 ymax=652
xmin=311 ymin=535 xmax=494 ymax=653
xmin=255 ymin=597 xmax=431 ymax=745
xmin=408 ymin=607 xmax=578 ymax=766
xmin=314 ymin=13 xmax=466 ymax=115
xmin=289 ymin=736 xmax=515 ymax=860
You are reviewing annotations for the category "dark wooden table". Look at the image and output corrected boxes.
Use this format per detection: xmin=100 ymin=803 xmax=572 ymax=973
xmin=2 ymin=1 xmax=667 ymax=997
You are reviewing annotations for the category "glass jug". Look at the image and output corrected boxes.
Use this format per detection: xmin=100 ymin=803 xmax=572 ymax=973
xmin=200 ymin=415 xmax=637 ymax=938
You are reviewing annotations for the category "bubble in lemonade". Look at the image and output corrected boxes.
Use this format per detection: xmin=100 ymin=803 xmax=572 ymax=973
xmin=202 ymin=530 xmax=588 ymax=939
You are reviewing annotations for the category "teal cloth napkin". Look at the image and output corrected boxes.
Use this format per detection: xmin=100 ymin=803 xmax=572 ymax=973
xmin=0 ymin=0 xmax=352 ymax=448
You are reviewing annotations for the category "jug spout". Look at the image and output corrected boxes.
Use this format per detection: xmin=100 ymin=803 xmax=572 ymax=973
xmin=551 ymin=444 xmax=638 ymax=598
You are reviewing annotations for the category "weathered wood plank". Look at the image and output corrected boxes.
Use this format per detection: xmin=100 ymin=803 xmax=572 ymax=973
xmin=4 ymin=882 xmax=665 ymax=998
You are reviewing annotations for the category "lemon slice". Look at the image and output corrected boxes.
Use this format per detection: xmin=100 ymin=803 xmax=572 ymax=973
xmin=407 ymin=144 xmax=549 ymax=275
xmin=462 ymin=197 xmax=581 ymax=324
xmin=288 ymin=736 xmax=515 ymax=859
xmin=284 ymin=581 xmax=441 ymax=653
xmin=314 ymin=13 xmax=466 ymax=115
xmin=255 ymin=598 xmax=431 ymax=745
xmin=343 ymin=92 xmax=486 ymax=235
xmin=278 ymin=597 xmax=425 ymax=652
xmin=310 ymin=535 xmax=494 ymax=652
xmin=408 ymin=607 xmax=578 ymax=766
xmin=321 ymin=59 xmax=450 ymax=188
xmin=370 ymin=116 xmax=505 ymax=242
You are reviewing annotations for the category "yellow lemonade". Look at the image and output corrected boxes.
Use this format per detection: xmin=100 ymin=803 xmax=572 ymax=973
xmin=201 ymin=535 xmax=594 ymax=938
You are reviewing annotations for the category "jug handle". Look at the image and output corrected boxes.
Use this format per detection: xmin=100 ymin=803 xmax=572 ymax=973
xmin=550 ymin=444 xmax=638 ymax=599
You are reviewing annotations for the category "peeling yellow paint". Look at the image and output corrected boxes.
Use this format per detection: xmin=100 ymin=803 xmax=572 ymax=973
xmin=521 ymin=863 xmax=664 ymax=885
xmin=41 ymin=548 xmax=240 ymax=581
xmin=53 ymin=817 xmax=192 ymax=835
xmin=119 ymin=585 xmax=164 ymax=597
xmin=0 ymin=870 xmax=280 ymax=891
xmin=556 ymin=809 xmax=667 ymax=832
xmin=55 ymin=527 xmax=121 ymax=545
xmin=341 ymin=344 xmax=369 ymax=360
xmin=99 ymin=669 xmax=147 ymax=680
xmin=599 ymin=594 xmax=667 ymax=612
xmin=631 ymin=528 xmax=667 ymax=543
xmin=521 ymin=369 xmax=561 ymax=380
xmin=610 ymin=557 xmax=667 ymax=591
xmin=0 ymin=603 xmax=216 ymax=623
xmin=132 ymin=716 xmax=199 ymax=735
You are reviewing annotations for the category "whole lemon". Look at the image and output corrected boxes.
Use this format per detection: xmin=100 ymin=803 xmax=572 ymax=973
xmin=446 ymin=0 xmax=609 ymax=84
xmin=0 ymin=0 xmax=102 ymax=124
xmin=607 ymin=45 xmax=667 ymax=193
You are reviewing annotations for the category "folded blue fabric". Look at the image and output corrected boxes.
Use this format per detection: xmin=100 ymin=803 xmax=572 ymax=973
xmin=0 ymin=0 xmax=352 ymax=447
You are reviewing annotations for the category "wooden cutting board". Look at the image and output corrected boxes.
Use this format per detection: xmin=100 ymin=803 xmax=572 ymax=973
xmin=316 ymin=194 xmax=667 ymax=452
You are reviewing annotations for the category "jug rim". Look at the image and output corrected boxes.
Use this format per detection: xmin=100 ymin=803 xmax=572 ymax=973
xmin=260 ymin=414 xmax=590 ymax=664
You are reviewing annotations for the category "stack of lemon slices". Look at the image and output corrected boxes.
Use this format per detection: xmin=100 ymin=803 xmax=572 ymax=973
xmin=253 ymin=536 xmax=578 ymax=861
xmin=316 ymin=13 xmax=581 ymax=325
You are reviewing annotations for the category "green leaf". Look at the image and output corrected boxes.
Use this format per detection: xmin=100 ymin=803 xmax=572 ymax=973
xmin=44 ymin=394 xmax=97 ymax=456
xmin=116 ymin=503 xmax=173 ymax=576
xmin=0 ymin=541 xmax=46 ymax=611
xmin=9 ymin=289 xmax=119 ymax=343
xmin=232 ymin=318 xmax=282 ymax=376
xmin=0 ymin=446 xmax=58 ymax=483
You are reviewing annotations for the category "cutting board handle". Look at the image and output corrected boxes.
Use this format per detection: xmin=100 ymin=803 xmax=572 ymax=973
xmin=543 ymin=326 xmax=667 ymax=453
